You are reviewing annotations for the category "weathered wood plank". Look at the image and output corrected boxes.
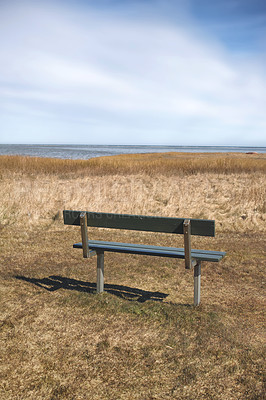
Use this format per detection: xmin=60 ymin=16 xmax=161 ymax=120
xmin=184 ymin=219 xmax=192 ymax=269
xmin=80 ymin=212 xmax=88 ymax=258
xmin=63 ymin=210 xmax=215 ymax=237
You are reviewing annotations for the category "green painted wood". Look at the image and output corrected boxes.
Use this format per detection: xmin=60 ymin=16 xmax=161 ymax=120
xmin=63 ymin=210 xmax=215 ymax=237
xmin=73 ymin=240 xmax=226 ymax=262
xmin=73 ymin=240 xmax=225 ymax=256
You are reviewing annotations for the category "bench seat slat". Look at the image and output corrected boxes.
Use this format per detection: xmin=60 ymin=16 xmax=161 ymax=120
xmin=85 ymin=240 xmax=226 ymax=256
xmin=73 ymin=240 xmax=225 ymax=262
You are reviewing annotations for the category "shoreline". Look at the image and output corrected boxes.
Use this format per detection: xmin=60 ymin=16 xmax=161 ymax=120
xmin=0 ymin=144 xmax=265 ymax=161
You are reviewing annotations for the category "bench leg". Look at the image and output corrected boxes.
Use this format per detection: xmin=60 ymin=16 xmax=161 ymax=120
xmin=194 ymin=262 xmax=201 ymax=306
xmin=97 ymin=251 xmax=104 ymax=293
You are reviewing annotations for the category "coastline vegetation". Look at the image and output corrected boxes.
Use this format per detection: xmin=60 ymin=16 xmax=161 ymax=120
xmin=0 ymin=152 xmax=265 ymax=176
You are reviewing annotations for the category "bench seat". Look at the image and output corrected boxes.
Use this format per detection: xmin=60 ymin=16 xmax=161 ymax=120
xmin=73 ymin=240 xmax=225 ymax=262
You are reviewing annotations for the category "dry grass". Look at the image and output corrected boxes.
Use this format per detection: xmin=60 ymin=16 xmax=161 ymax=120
xmin=0 ymin=164 xmax=265 ymax=233
xmin=0 ymin=153 xmax=265 ymax=399
xmin=0 ymin=152 xmax=265 ymax=176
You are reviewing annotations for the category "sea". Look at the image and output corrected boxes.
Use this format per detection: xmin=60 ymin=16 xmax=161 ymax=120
xmin=0 ymin=144 xmax=265 ymax=160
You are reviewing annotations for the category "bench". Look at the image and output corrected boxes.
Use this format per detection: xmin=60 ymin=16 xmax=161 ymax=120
xmin=63 ymin=210 xmax=226 ymax=306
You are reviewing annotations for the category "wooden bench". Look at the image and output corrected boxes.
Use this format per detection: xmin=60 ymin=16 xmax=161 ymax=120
xmin=63 ymin=210 xmax=226 ymax=306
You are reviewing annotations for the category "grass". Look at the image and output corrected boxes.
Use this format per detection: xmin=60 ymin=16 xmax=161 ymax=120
xmin=0 ymin=156 xmax=265 ymax=233
xmin=0 ymin=227 xmax=265 ymax=399
xmin=0 ymin=152 xmax=265 ymax=399
xmin=0 ymin=152 xmax=265 ymax=176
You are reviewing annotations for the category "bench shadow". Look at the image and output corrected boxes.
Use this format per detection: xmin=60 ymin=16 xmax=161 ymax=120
xmin=15 ymin=275 xmax=169 ymax=303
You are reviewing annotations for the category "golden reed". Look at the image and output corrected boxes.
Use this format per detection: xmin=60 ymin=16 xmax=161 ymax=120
xmin=0 ymin=152 xmax=265 ymax=176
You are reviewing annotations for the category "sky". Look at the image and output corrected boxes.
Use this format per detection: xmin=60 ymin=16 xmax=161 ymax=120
xmin=0 ymin=0 xmax=265 ymax=146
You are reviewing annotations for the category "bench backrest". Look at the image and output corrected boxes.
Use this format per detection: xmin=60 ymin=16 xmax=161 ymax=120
xmin=63 ymin=210 xmax=215 ymax=237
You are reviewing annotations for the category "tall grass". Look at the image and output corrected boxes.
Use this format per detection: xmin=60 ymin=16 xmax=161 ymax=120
xmin=0 ymin=152 xmax=265 ymax=176
xmin=1 ymin=171 xmax=265 ymax=233
xmin=0 ymin=153 xmax=265 ymax=233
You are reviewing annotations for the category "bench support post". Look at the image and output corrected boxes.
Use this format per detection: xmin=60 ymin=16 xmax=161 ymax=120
xmin=184 ymin=219 xmax=197 ymax=269
xmin=97 ymin=251 xmax=104 ymax=293
xmin=80 ymin=212 xmax=88 ymax=258
xmin=194 ymin=262 xmax=201 ymax=306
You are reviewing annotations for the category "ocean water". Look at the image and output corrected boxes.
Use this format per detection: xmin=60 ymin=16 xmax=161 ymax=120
xmin=0 ymin=144 xmax=265 ymax=159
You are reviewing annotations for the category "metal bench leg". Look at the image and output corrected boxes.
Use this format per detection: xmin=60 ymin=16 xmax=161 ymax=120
xmin=194 ymin=261 xmax=201 ymax=306
xmin=97 ymin=251 xmax=104 ymax=293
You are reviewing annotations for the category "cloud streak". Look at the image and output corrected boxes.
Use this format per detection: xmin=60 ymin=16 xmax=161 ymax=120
xmin=0 ymin=0 xmax=265 ymax=145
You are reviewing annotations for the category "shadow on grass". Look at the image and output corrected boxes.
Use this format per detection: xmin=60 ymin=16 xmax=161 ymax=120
xmin=15 ymin=275 xmax=169 ymax=303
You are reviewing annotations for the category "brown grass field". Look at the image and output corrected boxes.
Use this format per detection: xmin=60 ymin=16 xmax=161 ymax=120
xmin=0 ymin=153 xmax=265 ymax=399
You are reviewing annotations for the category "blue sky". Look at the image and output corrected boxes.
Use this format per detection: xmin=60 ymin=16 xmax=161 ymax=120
xmin=0 ymin=0 xmax=265 ymax=145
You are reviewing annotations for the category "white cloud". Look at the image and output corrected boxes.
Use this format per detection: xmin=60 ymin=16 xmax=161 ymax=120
xmin=0 ymin=0 xmax=265 ymax=145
